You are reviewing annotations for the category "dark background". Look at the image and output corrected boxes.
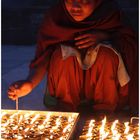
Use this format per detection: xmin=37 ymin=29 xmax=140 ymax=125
xmin=2 ymin=0 xmax=138 ymax=45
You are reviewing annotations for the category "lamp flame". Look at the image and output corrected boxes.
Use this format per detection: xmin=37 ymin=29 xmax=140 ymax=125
xmin=124 ymin=122 xmax=130 ymax=134
xmin=30 ymin=114 xmax=40 ymax=124
xmin=126 ymin=133 xmax=134 ymax=140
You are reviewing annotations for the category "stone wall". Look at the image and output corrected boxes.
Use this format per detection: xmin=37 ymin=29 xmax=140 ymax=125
xmin=2 ymin=0 xmax=138 ymax=45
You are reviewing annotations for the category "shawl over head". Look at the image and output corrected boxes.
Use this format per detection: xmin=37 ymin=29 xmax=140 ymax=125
xmin=30 ymin=0 xmax=138 ymax=112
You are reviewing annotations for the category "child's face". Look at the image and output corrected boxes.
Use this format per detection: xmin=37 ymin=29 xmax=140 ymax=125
xmin=64 ymin=0 xmax=94 ymax=21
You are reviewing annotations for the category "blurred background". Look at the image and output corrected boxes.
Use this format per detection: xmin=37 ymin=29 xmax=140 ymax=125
xmin=1 ymin=0 xmax=138 ymax=110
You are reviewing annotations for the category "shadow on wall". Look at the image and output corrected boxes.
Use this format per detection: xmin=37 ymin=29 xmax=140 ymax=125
xmin=2 ymin=0 xmax=138 ymax=45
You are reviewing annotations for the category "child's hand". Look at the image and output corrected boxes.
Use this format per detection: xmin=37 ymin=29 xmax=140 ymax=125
xmin=74 ymin=31 xmax=109 ymax=49
xmin=7 ymin=80 xmax=33 ymax=100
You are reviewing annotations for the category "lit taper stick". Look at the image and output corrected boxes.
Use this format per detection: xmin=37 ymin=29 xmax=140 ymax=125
xmin=16 ymin=97 xmax=18 ymax=110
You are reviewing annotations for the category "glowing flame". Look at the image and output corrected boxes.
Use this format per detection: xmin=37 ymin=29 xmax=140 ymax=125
xmin=38 ymin=124 xmax=45 ymax=130
xmin=85 ymin=120 xmax=95 ymax=138
xmin=111 ymin=120 xmax=119 ymax=138
xmin=102 ymin=116 xmax=107 ymax=125
xmin=56 ymin=117 xmax=61 ymax=126
xmin=50 ymin=135 xmax=53 ymax=139
xmin=101 ymin=132 xmax=109 ymax=140
xmin=126 ymin=133 xmax=134 ymax=140
xmin=30 ymin=114 xmax=40 ymax=124
xmin=24 ymin=112 xmax=34 ymax=119
xmin=100 ymin=116 xmax=106 ymax=134
xmin=59 ymin=137 xmax=65 ymax=140
xmin=10 ymin=112 xmax=18 ymax=119
xmin=63 ymin=124 xmax=71 ymax=133
xmin=124 ymin=122 xmax=130 ymax=134
xmin=43 ymin=113 xmax=51 ymax=125
xmin=68 ymin=116 xmax=74 ymax=123
xmin=18 ymin=115 xmax=23 ymax=123
xmin=51 ymin=116 xmax=62 ymax=132
xmin=24 ymin=127 xmax=29 ymax=132
xmin=50 ymin=129 xmax=53 ymax=133
xmin=111 ymin=120 xmax=118 ymax=131
xmin=113 ymin=133 xmax=121 ymax=140
xmin=99 ymin=117 xmax=109 ymax=140
xmin=17 ymin=135 xmax=23 ymax=139
xmin=89 ymin=120 xmax=95 ymax=127
xmin=86 ymin=127 xmax=93 ymax=137
xmin=13 ymin=125 xmax=18 ymax=130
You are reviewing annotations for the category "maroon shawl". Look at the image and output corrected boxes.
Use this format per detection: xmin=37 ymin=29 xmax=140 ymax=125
xmin=30 ymin=0 xmax=138 ymax=112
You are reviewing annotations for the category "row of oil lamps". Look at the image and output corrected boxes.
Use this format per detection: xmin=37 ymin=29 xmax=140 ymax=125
xmin=79 ymin=117 xmax=139 ymax=140
xmin=1 ymin=111 xmax=140 ymax=140
xmin=1 ymin=111 xmax=76 ymax=140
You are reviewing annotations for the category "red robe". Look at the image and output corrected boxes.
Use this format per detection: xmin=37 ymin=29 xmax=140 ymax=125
xmin=30 ymin=0 xmax=138 ymax=112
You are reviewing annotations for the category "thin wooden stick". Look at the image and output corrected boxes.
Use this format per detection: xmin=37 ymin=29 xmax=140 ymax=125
xmin=16 ymin=97 xmax=18 ymax=110
xmin=16 ymin=97 xmax=19 ymax=137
